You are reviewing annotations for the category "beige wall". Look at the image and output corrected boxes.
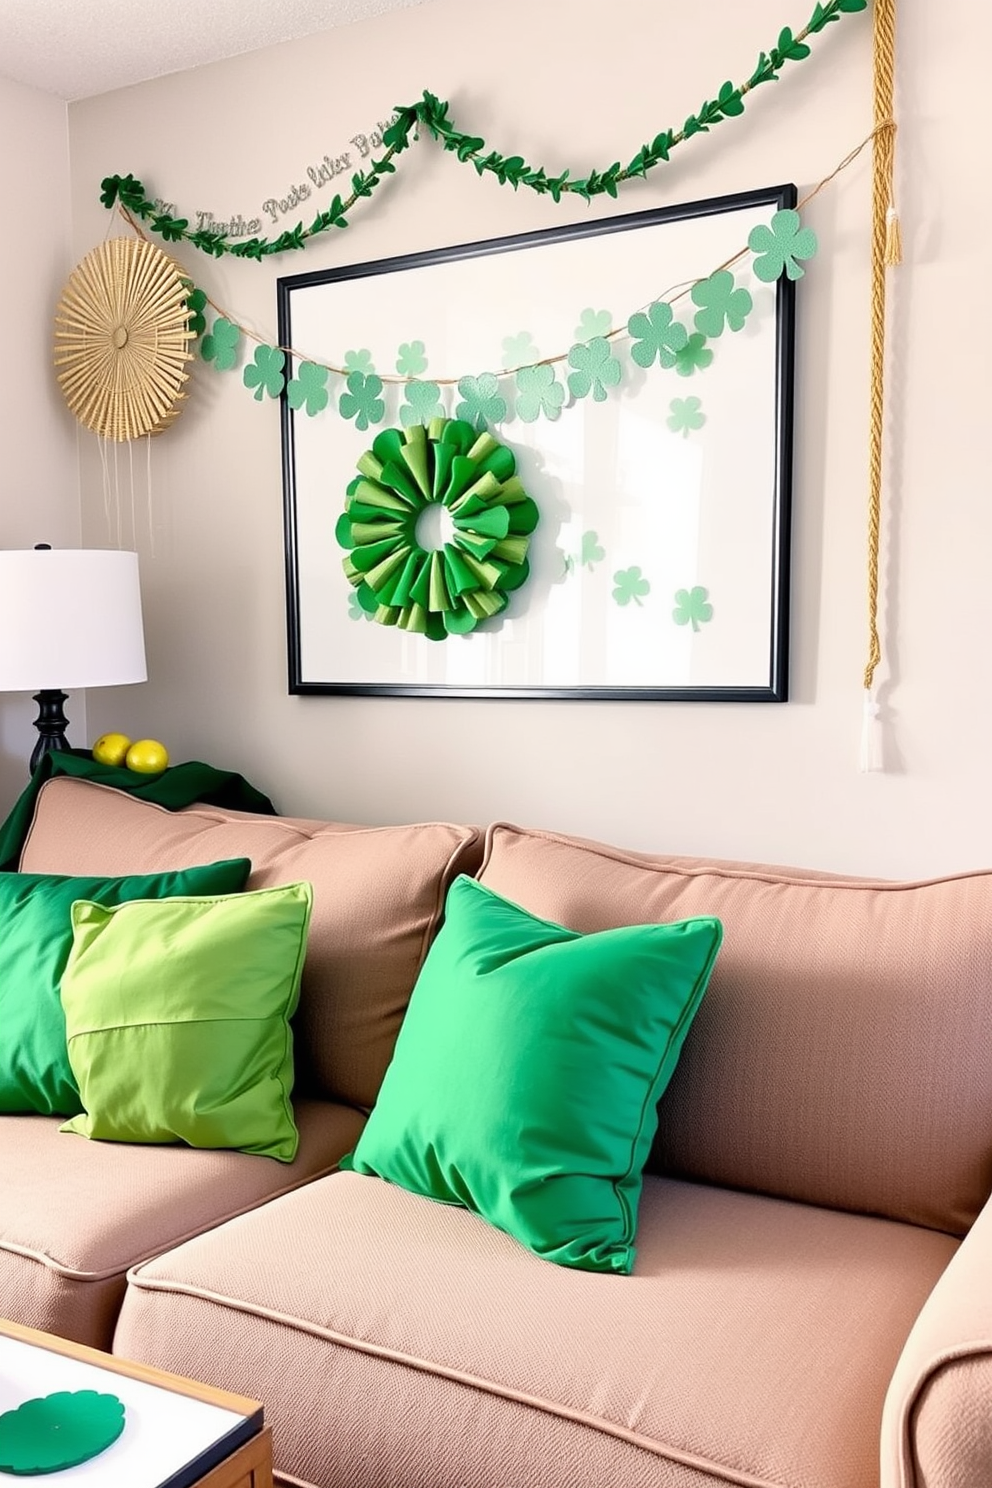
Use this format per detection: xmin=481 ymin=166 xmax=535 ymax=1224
xmin=55 ymin=0 xmax=990 ymax=876
xmin=0 ymin=77 xmax=80 ymax=807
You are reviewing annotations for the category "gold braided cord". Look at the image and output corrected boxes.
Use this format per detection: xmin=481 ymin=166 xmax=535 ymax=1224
xmin=865 ymin=0 xmax=899 ymax=692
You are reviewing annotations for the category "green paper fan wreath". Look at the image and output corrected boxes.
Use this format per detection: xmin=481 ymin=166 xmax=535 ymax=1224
xmin=336 ymin=417 xmax=539 ymax=641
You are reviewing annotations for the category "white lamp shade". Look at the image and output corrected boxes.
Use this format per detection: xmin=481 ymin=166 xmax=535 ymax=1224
xmin=0 ymin=548 xmax=147 ymax=692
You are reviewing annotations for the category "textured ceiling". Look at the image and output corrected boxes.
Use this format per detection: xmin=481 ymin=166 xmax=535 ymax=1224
xmin=0 ymin=0 xmax=430 ymax=101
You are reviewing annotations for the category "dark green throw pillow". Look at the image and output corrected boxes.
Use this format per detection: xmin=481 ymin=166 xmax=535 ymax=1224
xmin=0 ymin=858 xmax=252 ymax=1116
xmin=343 ymin=874 xmax=722 ymax=1274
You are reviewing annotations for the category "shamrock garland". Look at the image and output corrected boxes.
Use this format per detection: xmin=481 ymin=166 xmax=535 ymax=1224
xmin=98 ymin=0 xmax=865 ymax=262
xmin=336 ymin=418 xmax=539 ymax=640
xmin=192 ymin=206 xmax=817 ymax=421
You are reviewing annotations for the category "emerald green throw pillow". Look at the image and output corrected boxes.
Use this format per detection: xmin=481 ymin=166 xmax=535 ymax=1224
xmin=343 ymin=875 xmax=723 ymax=1273
xmin=0 ymin=858 xmax=251 ymax=1117
xmin=59 ymin=882 xmax=313 ymax=1163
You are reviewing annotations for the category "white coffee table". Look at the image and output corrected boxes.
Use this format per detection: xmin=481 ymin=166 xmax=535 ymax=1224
xmin=0 ymin=1318 xmax=272 ymax=1488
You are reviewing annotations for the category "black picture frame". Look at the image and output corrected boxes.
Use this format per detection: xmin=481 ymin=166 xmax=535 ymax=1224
xmin=279 ymin=183 xmax=795 ymax=700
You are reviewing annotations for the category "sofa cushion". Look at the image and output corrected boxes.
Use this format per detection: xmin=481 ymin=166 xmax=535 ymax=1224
xmin=474 ymin=823 xmax=992 ymax=1237
xmin=19 ymin=777 xmax=483 ymax=1109
xmin=59 ymin=882 xmax=313 ymax=1162
xmin=113 ymin=1171 xmax=958 ymax=1488
xmin=0 ymin=1099 xmax=365 ymax=1353
xmin=0 ymin=858 xmax=251 ymax=1117
xmin=344 ymin=875 xmax=721 ymax=1273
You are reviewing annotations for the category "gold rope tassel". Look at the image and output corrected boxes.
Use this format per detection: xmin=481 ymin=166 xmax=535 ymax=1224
xmin=861 ymin=0 xmax=899 ymax=772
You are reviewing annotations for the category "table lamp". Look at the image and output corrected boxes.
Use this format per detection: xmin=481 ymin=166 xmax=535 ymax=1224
xmin=0 ymin=545 xmax=147 ymax=774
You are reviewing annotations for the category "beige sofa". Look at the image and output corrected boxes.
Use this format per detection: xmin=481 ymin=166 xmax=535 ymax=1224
xmin=1 ymin=775 xmax=990 ymax=1488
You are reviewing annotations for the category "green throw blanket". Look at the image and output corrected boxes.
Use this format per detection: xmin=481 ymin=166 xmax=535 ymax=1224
xmin=0 ymin=749 xmax=275 ymax=874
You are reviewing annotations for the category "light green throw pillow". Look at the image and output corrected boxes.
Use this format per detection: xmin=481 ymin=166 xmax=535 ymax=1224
xmin=59 ymin=882 xmax=313 ymax=1162
xmin=0 ymin=859 xmax=252 ymax=1117
xmin=343 ymin=874 xmax=723 ymax=1273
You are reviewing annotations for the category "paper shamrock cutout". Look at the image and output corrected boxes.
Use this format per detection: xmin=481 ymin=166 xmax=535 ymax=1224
xmin=396 ymin=340 xmax=428 ymax=376
xmin=748 ymin=209 xmax=818 ymax=281
xmin=691 ymin=271 xmax=753 ymax=337
xmin=502 ymin=331 xmax=540 ymax=368
xmin=627 ymin=302 xmax=688 ymax=370
xmin=344 ymin=348 xmax=375 ymax=375
xmin=673 ymin=585 xmax=714 ymax=631
xmin=667 ymin=396 xmax=706 ymax=437
xmin=200 ymin=317 xmax=240 ymax=370
xmin=613 ymin=566 xmax=650 ymax=607
xmin=287 ymin=362 xmax=329 ymax=416
xmin=339 ymin=371 xmax=385 ymax=431
xmin=567 ymin=337 xmax=622 ymax=402
xmin=674 ymin=333 xmax=713 ymax=378
xmin=573 ymin=308 xmax=612 ymax=342
xmin=515 ymin=363 xmax=565 ymax=423
xmin=563 ymin=530 xmax=606 ymax=577
xmin=400 ymin=381 xmax=445 ymax=427
xmin=243 ymin=345 xmax=286 ymax=401
xmin=0 ymin=1391 xmax=125 ymax=1474
xmin=455 ymin=373 xmax=507 ymax=429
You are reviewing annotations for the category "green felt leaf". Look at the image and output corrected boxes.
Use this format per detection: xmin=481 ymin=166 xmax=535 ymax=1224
xmin=0 ymin=1392 xmax=125 ymax=1473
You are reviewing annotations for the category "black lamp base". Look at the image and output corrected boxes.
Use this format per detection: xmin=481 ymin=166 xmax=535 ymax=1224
xmin=30 ymin=689 xmax=72 ymax=776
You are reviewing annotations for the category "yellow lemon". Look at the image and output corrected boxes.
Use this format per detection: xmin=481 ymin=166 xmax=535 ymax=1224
xmin=125 ymin=738 xmax=170 ymax=775
xmin=92 ymin=732 xmax=132 ymax=767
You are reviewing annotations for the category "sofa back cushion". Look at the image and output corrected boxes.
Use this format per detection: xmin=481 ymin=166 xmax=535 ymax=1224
xmin=476 ymin=822 xmax=992 ymax=1237
xmin=20 ymin=778 xmax=482 ymax=1110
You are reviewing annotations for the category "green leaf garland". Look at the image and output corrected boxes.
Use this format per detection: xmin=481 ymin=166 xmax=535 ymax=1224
xmin=99 ymin=0 xmax=865 ymax=261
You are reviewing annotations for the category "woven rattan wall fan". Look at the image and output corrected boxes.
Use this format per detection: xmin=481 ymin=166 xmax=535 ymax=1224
xmin=53 ymin=237 xmax=195 ymax=442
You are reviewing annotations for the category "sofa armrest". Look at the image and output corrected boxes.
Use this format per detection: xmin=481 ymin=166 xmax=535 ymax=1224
xmin=881 ymin=1190 xmax=992 ymax=1488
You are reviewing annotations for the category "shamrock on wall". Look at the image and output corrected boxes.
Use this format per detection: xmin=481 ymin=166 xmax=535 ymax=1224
xmin=502 ymin=331 xmax=540 ymax=368
xmin=667 ymin=396 xmax=706 ymax=437
xmin=627 ymin=301 xmax=688 ymax=370
xmin=344 ymin=348 xmax=375 ymax=375
xmin=673 ymin=586 xmax=714 ymax=631
xmin=396 ymin=340 xmax=428 ymax=376
xmin=613 ymin=567 xmax=650 ymax=607
xmin=573 ymin=308 xmax=612 ymax=342
xmin=563 ymin=530 xmax=606 ymax=576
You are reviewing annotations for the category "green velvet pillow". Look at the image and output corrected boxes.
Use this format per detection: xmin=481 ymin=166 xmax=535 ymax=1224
xmin=59 ymin=881 xmax=313 ymax=1163
xmin=0 ymin=858 xmax=252 ymax=1117
xmin=343 ymin=875 xmax=723 ymax=1273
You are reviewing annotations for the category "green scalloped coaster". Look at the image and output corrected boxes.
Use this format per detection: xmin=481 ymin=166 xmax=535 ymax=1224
xmin=0 ymin=1389 xmax=125 ymax=1474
